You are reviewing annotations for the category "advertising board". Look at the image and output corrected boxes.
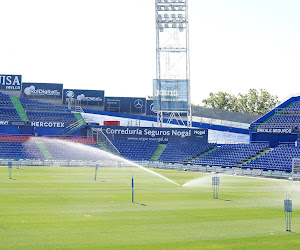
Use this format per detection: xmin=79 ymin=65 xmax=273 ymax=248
xmin=0 ymin=75 xmax=22 ymax=90
xmin=63 ymin=89 xmax=104 ymax=106
xmin=22 ymin=82 xmax=63 ymax=99
xmin=146 ymin=100 xmax=156 ymax=116
xmin=91 ymin=126 xmax=207 ymax=143
xmin=104 ymin=97 xmax=146 ymax=114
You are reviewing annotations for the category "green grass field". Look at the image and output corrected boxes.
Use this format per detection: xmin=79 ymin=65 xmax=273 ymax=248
xmin=0 ymin=166 xmax=299 ymax=249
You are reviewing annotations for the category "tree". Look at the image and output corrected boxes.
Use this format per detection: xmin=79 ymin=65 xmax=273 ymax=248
xmin=202 ymin=91 xmax=238 ymax=112
xmin=202 ymin=89 xmax=279 ymax=115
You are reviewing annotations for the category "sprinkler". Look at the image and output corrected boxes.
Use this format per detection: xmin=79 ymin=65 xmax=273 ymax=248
xmin=212 ymin=173 xmax=220 ymax=199
xmin=284 ymin=194 xmax=292 ymax=232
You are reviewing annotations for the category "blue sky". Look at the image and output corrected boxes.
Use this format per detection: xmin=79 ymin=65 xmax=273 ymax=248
xmin=1 ymin=0 xmax=299 ymax=105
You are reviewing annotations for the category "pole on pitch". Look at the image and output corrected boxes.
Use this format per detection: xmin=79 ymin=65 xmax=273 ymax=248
xmin=212 ymin=173 xmax=220 ymax=199
xmin=8 ymin=162 xmax=12 ymax=179
xmin=131 ymin=176 xmax=134 ymax=203
xmin=284 ymin=194 xmax=292 ymax=232
xmin=94 ymin=164 xmax=98 ymax=181
xmin=16 ymin=156 xmax=20 ymax=169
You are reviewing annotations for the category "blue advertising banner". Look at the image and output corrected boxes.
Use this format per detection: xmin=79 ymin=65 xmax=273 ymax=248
xmin=0 ymin=75 xmax=22 ymax=90
xmin=146 ymin=100 xmax=156 ymax=116
xmin=91 ymin=126 xmax=207 ymax=143
xmin=22 ymin=82 xmax=63 ymax=99
xmin=0 ymin=121 xmax=68 ymax=128
xmin=105 ymin=97 xmax=146 ymax=114
xmin=63 ymin=89 xmax=104 ymax=106
xmin=153 ymin=79 xmax=189 ymax=111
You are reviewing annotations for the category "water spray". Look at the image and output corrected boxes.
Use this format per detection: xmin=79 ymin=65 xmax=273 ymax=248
xmin=26 ymin=137 xmax=181 ymax=187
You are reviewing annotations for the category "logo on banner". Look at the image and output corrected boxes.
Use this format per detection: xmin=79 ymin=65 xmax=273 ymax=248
xmin=24 ymin=85 xmax=61 ymax=96
xmin=134 ymin=99 xmax=143 ymax=109
xmin=31 ymin=122 xmax=65 ymax=128
xmin=65 ymin=91 xmax=102 ymax=102
xmin=257 ymin=128 xmax=292 ymax=134
xmin=150 ymin=103 xmax=154 ymax=112
xmin=77 ymin=94 xmax=86 ymax=101
xmin=66 ymin=90 xmax=75 ymax=98
xmin=0 ymin=75 xmax=21 ymax=90
xmin=0 ymin=121 xmax=9 ymax=125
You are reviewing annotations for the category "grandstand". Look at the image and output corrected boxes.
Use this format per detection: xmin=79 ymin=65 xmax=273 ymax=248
xmin=1 ymin=88 xmax=300 ymax=174
xmin=158 ymin=141 xmax=216 ymax=163
xmin=256 ymin=101 xmax=300 ymax=130
xmin=243 ymin=144 xmax=300 ymax=171
xmin=112 ymin=140 xmax=159 ymax=161
xmin=0 ymin=92 xmax=21 ymax=121
xmin=191 ymin=143 xmax=268 ymax=167
xmin=0 ymin=134 xmax=45 ymax=160
xmin=20 ymin=98 xmax=77 ymax=123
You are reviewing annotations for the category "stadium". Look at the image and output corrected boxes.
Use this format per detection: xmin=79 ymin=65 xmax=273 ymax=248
xmin=1 ymin=1 xmax=300 ymax=249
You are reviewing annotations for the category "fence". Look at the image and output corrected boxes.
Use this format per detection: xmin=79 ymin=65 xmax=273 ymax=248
xmin=1 ymin=159 xmax=299 ymax=180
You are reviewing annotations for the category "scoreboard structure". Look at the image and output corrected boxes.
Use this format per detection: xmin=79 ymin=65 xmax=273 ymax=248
xmin=154 ymin=0 xmax=192 ymax=127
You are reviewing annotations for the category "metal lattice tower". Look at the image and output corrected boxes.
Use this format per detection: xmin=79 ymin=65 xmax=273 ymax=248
xmin=154 ymin=0 xmax=192 ymax=127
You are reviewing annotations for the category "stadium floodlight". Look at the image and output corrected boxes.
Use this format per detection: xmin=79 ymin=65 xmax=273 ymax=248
xmin=155 ymin=0 xmax=192 ymax=127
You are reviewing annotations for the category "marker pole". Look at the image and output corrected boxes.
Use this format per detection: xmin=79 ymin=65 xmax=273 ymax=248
xmin=94 ymin=164 xmax=98 ymax=181
xmin=131 ymin=176 xmax=134 ymax=203
xmin=8 ymin=162 xmax=12 ymax=179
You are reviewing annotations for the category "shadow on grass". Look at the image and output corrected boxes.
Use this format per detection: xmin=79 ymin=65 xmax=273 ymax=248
xmin=133 ymin=202 xmax=147 ymax=206
xmin=216 ymin=198 xmax=232 ymax=202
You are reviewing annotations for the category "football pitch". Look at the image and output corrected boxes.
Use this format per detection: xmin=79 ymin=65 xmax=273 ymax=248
xmin=0 ymin=166 xmax=299 ymax=249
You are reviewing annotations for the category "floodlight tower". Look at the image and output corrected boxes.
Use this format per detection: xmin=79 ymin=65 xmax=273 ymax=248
xmin=154 ymin=0 xmax=192 ymax=127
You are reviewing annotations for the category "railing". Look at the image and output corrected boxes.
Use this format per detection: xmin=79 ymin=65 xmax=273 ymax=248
xmin=55 ymin=119 xmax=85 ymax=135
xmin=44 ymin=135 xmax=96 ymax=143
xmin=75 ymin=106 xmax=84 ymax=113
xmin=127 ymin=119 xmax=140 ymax=127
xmin=1 ymin=159 xmax=298 ymax=180
xmin=192 ymin=116 xmax=250 ymax=129
xmin=139 ymin=162 xmax=300 ymax=180
xmin=92 ymin=129 xmax=120 ymax=156
xmin=0 ymin=133 xmax=32 ymax=142
xmin=25 ymin=108 xmax=70 ymax=113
